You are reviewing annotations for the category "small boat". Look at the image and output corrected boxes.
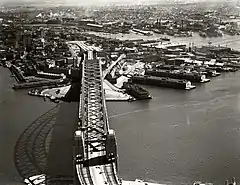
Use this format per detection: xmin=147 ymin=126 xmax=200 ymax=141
xmin=193 ymin=181 xmax=213 ymax=185
xmin=161 ymin=37 xmax=170 ymax=41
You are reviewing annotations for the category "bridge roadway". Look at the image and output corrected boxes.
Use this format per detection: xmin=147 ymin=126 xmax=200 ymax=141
xmin=73 ymin=42 xmax=121 ymax=185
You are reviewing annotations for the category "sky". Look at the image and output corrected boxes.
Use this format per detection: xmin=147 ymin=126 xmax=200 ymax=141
xmin=0 ymin=0 xmax=236 ymax=6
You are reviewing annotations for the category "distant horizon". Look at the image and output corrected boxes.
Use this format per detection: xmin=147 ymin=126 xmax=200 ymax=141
xmin=0 ymin=0 xmax=237 ymax=7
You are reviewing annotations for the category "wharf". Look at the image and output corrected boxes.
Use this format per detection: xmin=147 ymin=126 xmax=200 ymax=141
xmin=24 ymin=177 xmax=168 ymax=185
xmin=28 ymin=80 xmax=133 ymax=101
xmin=225 ymin=63 xmax=240 ymax=69
xmin=9 ymin=65 xmax=26 ymax=83
xmin=13 ymin=80 xmax=64 ymax=90
xmin=132 ymin=29 xmax=152 ymax=36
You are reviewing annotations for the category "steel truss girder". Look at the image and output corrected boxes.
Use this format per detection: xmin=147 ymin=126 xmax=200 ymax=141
xmin=80 ymin=59 xmax=109 ymax=159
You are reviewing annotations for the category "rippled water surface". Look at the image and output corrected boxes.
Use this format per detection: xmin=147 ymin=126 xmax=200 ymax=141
xmin=108 ymin=72 xmax=240 ymax=185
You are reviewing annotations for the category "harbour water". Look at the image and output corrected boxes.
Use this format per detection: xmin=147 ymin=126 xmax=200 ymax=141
xmin=0 ymin=67 xmax=55 ymax=184
xmin=1 ymin=33 xmax=240 ymax=184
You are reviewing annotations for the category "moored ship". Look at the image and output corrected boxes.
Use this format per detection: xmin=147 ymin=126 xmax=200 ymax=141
xmin=132 ymin=75 xmax=196 ymax=90
xmin=145 ymin=69 xmax=210 ymax=83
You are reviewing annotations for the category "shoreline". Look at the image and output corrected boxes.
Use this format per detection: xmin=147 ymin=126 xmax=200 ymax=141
xmin=87 ymin=31 xmax=240 ymax=50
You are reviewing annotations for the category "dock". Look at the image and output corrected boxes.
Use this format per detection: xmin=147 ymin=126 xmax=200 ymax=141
xmin=13 ymin=79 xmax=64 ymax=90
xmin=132 ymin=29 xmax=153 ymax=36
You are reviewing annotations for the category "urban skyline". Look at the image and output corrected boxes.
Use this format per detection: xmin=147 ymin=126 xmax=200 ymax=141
xmin=0 ymin=0 xmax=237 ymax=6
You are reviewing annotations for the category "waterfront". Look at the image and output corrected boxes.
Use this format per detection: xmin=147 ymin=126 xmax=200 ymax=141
xmin=108 ymin=72 xmax=240 ymax=185
xmin=89 ymin=31 xmax=240 ymax=51
xmin=1 ymin=34 xmax=240 ymax=185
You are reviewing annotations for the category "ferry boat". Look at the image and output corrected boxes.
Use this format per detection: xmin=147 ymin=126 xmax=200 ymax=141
xmin=132 ymin=75 xmax=196 ymax=90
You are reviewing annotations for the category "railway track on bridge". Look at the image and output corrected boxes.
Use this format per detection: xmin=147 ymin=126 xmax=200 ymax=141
xmin=14 ymin=104 xmax=60 ymax=184
xmin=75 ymin=47 xmax=120 ymax=185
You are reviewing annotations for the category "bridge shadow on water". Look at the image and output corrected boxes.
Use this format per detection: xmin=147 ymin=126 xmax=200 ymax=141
xmin=46 ymin=81 xmax=81 ymax=185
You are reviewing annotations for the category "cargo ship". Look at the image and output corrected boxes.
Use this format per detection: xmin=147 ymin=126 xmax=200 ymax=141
xmin=132 ymin=75 xmax=196 ymax=90
xmin=122 ymin=82 xmax=152 ymax=100
xmin=145 ymin=69 xmax=210 ymax=83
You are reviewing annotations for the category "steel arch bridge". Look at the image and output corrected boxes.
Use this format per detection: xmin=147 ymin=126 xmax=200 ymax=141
xmin=14 ymin=42 xmax=121 ymax=185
